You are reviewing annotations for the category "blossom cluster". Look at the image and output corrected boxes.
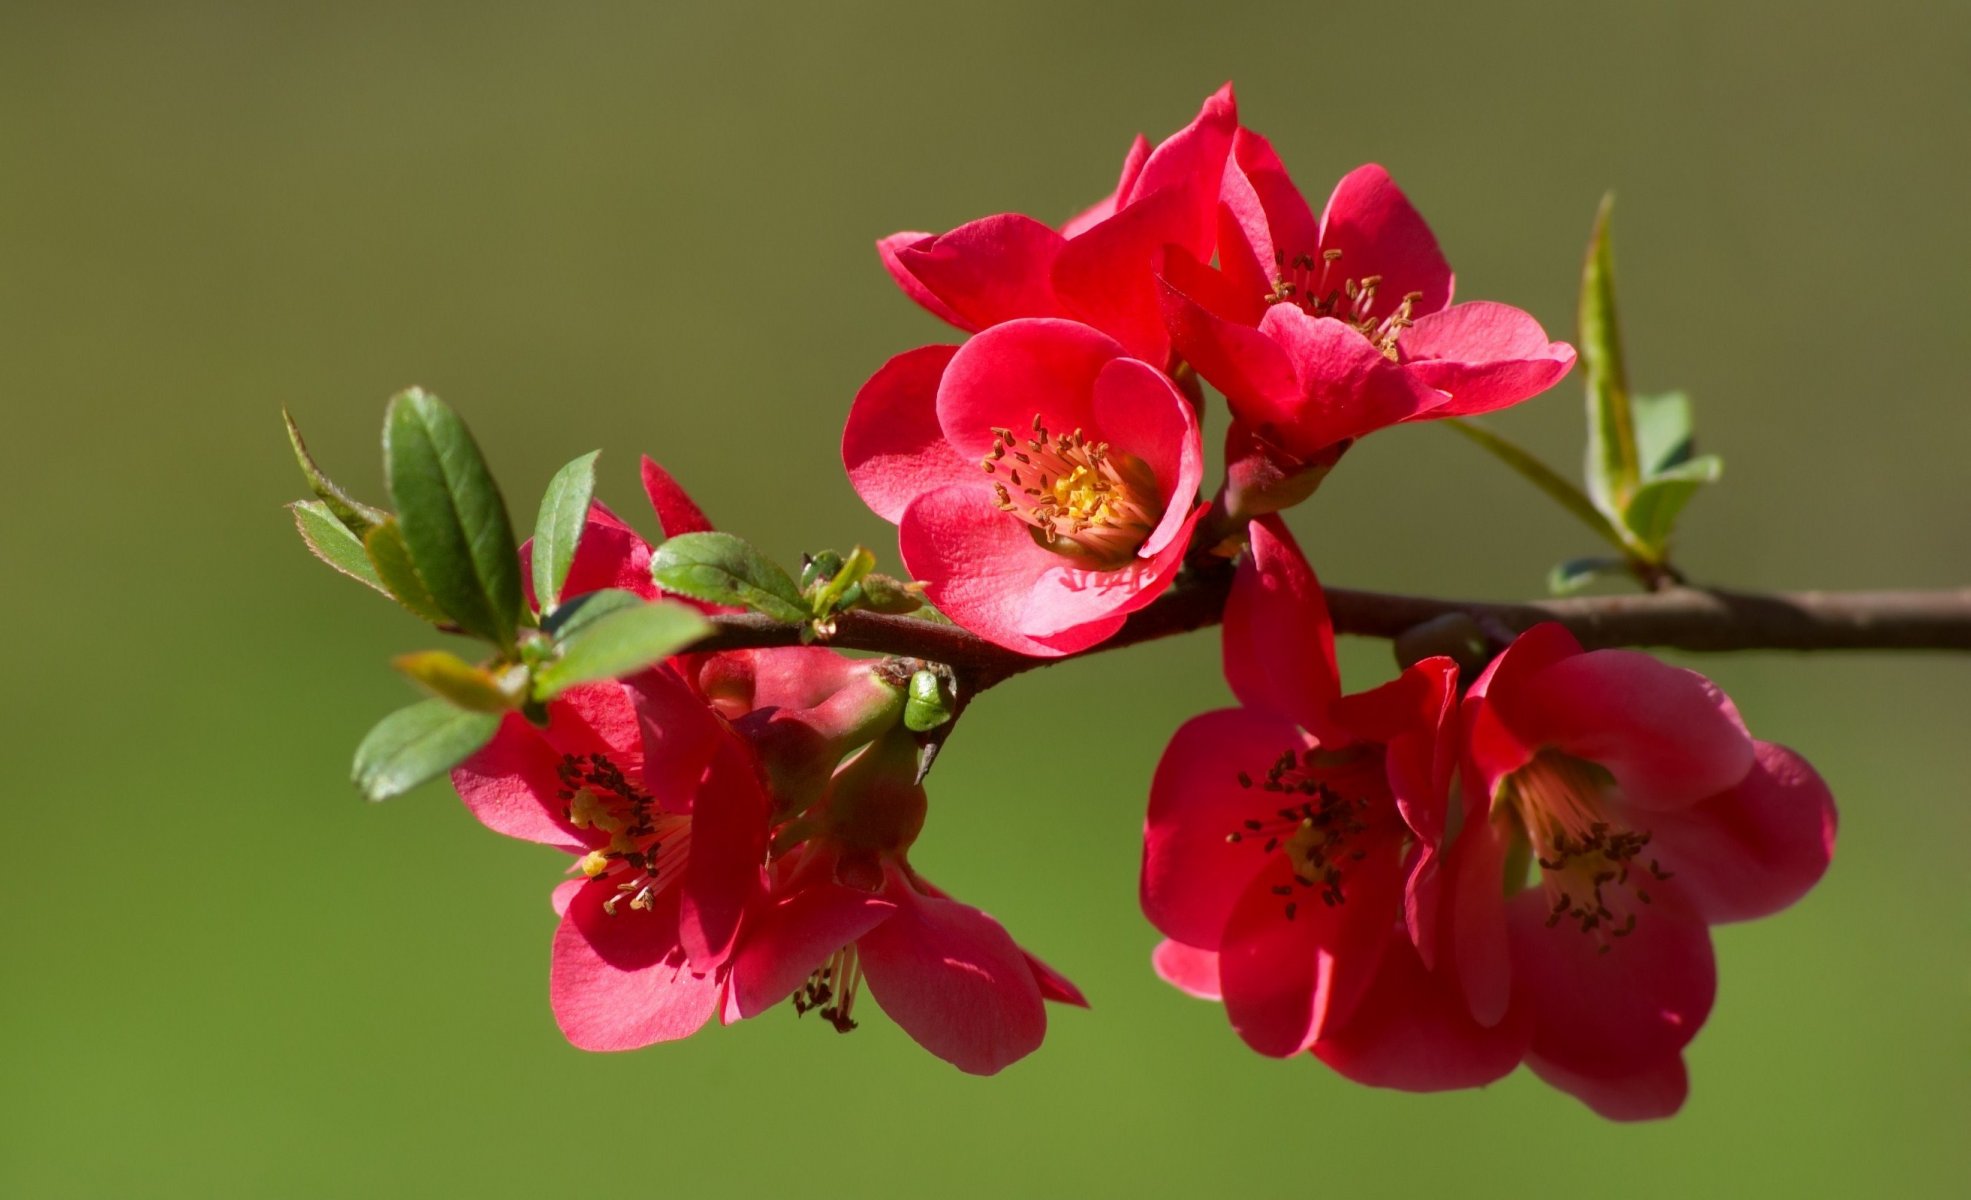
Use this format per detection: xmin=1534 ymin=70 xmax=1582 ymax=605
xmin=438 ymin=86 xmax=1835 ymax=1118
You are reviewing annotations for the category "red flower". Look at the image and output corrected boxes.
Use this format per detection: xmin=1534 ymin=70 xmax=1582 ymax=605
xmin=724 ymin=729 xmax=1086 ymax=1075
xmin=1140 ymin=517 xmax=1507 ymax=1083
xmin=1447 ymin=623 xmax=1837 ymax=1118
xmin=878 ymin=86 xmax=1237 ymax=367
xmin=844 ymin=318 xmax=1204 ymax=656
xmin=1161 ymin=136 xmax=1574 ymax=511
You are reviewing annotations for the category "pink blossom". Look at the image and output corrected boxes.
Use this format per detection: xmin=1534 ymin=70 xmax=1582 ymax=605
xmin=1161 ymin=138 xmax=1574 ymax=511
xmin=725 ymin=730 xmax=1086 ymax=1075
xmin=844 ymin=318 xmax=1204 ymax=656
xmin=878 ymin=86 xmax=1237 ymax=367
xmin=1140 ymin=517 xmax=1511 ymax=1083
xmin=1447 ymin=623 xmax=1838 ymax=1118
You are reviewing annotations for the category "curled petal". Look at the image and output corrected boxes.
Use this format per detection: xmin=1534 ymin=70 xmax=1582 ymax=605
xmin=1644 ymin=741 xmax=1837 ymax=924
xmin=1257 ymin=305 xmax=1447 ymax=459
xmin=878 ymin=231 xmax=970 ymax=329
xmin=1223 ymin=516 xmax=1341 ymax=735
xmin=1087 ymin=356 xmax=1203 ymax=557
xmin=936 ymin=318 xmax=1122 ymax=461
xmin=1315 ymin=163 xmax=1454 ymax=319
xmin=858 ymin=884 xmax=1049 ymax=1076
xmin=1400 ymin=301 xmax=1576 ymax=417
xmin=843 ymin=344 xmax=966 ymax=524
xmin=893 ymin=214 xmax=1068 ymax=332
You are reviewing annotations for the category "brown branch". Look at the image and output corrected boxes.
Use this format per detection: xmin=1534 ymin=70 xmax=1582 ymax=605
xmin=693 ymin=570 xmax=1971 ymax=691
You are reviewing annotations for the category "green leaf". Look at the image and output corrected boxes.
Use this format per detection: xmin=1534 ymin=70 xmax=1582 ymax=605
xmin=1444 ymin=419 xmax=1640 ymax=555
xmin=1580 ymin=194 xmax=1641 ymax=519
xmin=351 ymin=699 xmax=501 ymax=802
xmin=1624 ymin=454 xmax=1722 ymax=549
xmin=541 ymin=587 xmax=644 ymax=640
xmin=1547 ymin=555 xmax=1628 ymax=596
xmin=1632 ymin=391 xmax=1696 ymax=476
xmin=534 ymin=600 xmax=712 ymax=700
xmin=532 ymin=450 xmax=600 ymax=615
xmin=363 ymin=518 xmax=451 ymax=624
xmin=289 ymin=500 xmax=389 ymax=595
xmin=651 ymin=532 xmax=809 ymax=624
xmin=391 ymin=650 xmax=522 ymax=713
xmin=283 ymin=409 xmax=387 ymax=536
xmin=383 ymin=388 xmax=524 ymax=649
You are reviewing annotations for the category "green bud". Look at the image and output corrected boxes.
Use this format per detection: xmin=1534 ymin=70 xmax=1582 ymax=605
xmin=903 ymin=669 xmax=956 ymax=732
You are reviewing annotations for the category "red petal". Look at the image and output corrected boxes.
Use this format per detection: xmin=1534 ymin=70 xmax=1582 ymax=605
xmin=843 ymin=343 xmax=965 ymax=524
xmin=1509 ymin=888 xmax=1715 ymax=1077
xmin=1643 ymin=741 xmax=1837 ymax=924
xmin=1152 ymin=940 xmax=1223 ymax=1001
xmin=1258 ymin=304 xmax=1446 ymax=458
xmin=1060 ymin=133 xmax=1150 ymax=239
xmin=678 ymin=737 xmax=770 ymax=968
xmin=877 ymin=231 xmax=971 ymax=330
xmin=1315 ymin=163 xmax=1454 ymax=319
xmin=1087 ymin=356 xmax=1203 ymax=557
xmin=1448 ymin=812 xmax=1515 ymax=1028
xmin=858 ymin=883 xmax=1049 ymax=1075
xmin=550 ymin=877 xmax=717 ymax=1051
xmin=935 ymin=318 xmax=1121 ymax=461
xmin=1313 ymin=932 xmax=1530 ymax=1092
xmin=894 ymin=214 xmax=1068 ymax=331
xmin=452 ymin=713 xmax=588 ymax=850
xmin=727 ymin=879 xmax=896 ymax=1018
xmin=1529 ymin=1050 xmax=1690 ymax=1121
xmin=639 ymin=457 xmax=714 ymax=538
xmin=1223 ymin=516 xmax=1341 ymax=735
xmin=1142 ymin=707 xmax=1308 ymax=947
xmin=1399 ymin=301 xmax=1576 ymax=417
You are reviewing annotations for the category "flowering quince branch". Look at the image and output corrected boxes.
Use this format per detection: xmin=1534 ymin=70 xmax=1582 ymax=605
xmin=283 ymin=84 xmax=1961 ymax=1116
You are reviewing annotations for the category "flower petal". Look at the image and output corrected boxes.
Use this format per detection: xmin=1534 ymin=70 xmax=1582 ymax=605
xmin=1509 ymin=887 xmax=1715 ymax=1077
xmin=1644 ymin=741 xmax=1837 ymax=924
xmin=519 ymin=502 xmax=656 ymax=607
xmin=1313 ymin=932 xmax=1529 ymax=1092
xmin=878 ymin=231 xmax=971 ymax=329
xmin=1152 ymin=939 xmax=1223 ymax=1001
xmin=678 ymin=737 xmax=770 ymax=968
xmin=937 ymin=318 xmax=1122 ymax=461
xmin=1400 ymin=301 xmax=1576 ymax=417
xmin=452 ymin=713 xmax=588 ymax=850
xmin=727 ymin=878 xmax=897 ymax=1018
xmin=858 ymin=883 xmax=1049 ymax=1075
xmin=1087 ymin=356 xmax=1203 ymax=558
xmin=1018 ymin=525 xmax=1196 ymax=640
xmin=1023 ymin=950 xmax=1090 ymax=1008
xmin=844 ymin=344 xmax=966 ymax=524
xmin=639 ymin=457 xmax=714 ymax=538
xmin=1060 ymin=134 xmax=1150 ymax=239
xmin=1528 ymin=1050 xmax=1690 ymax=1122
xmin=1509 ymin=649 xmax=1755 ymax=810
xmin=1222 ymin=516 xmax=1341 ymax=736
xmin=1257 ymin=304 xmax=1447 ymax=458
xmin=551 ymin=876 xmax=717 ymax=1051
xmin=1449 ymin=811 xmax=1515 ymax=1028
xmin=1142 ymin=707 xmax=1309 ymax=947
xmin=893 ymin=214 xmax=1068 ymax=331
xmin=1315 ymin=163 xmax=1454 ymax=319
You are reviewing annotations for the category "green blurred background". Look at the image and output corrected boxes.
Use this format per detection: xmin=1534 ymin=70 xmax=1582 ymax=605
xmin=3 ymin=2 xmax=1966 ymax=1195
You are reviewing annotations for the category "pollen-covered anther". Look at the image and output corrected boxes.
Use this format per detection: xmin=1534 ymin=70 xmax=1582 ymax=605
xmin=1224 ymin=746 xmax=1378 ymax=916
xmin=978 ymin=415 xmax=1163 ymax=567
xmin=1506 ymin=752 xmax=1670 ymax=952
xmin=1267 ymin=247 xmax=1423 ymax=361
xmin=793 ymin=944 xmax=863 ymax=1034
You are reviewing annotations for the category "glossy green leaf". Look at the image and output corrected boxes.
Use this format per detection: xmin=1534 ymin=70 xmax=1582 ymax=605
xmin=351 ymin=699 xmax=501 ymax=802
xmin=391 ymin=650 xmax=521 ymax=713
xmin=1580 ymin=194 xmax=1640 ymax=519
xmin=1633 ymin=391 xmax=1696 ymax=476
xmin=651 ymin=532 xmax=809 ymax=625
xmin=363 ymin=518 xmax=451 ymax=625
xmin=383 ymin=388 xmax=524 ymax=649
xmin=1624 ymin=454 xmax=1722 ymax=549
xmin=534 ymin=600 xmax=711 ymax=699
xmin=532 ymin=450 xmax=600 ymax=615
xmin=289 ymin=500 xmax=389 ymax=596
xmin=1547 ymin=555 xmax=1627 ymax=596
xmin=283 ymin=409 xmax=387 ymax=536
xmin=1445 ymin=419 xmax=1640 ymax=555
xmin=541 ymin=587 xmax=644 ymax=640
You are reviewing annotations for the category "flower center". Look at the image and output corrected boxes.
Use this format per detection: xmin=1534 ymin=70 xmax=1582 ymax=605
xmin=1224 ymin=744 xmax=1388 ymax=920
xmin=556 ymin=752 xmax=691 ymax=916
xmin=1265 ymin=248 xmax=1422 ymax=361
xmin=980 ymin=415 xmax=1162 ymax=568
xmin=794 ymin=942 xmax=864 ymax=1034
xmin=1502 ymin=751 xmax=1672 ymax=952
